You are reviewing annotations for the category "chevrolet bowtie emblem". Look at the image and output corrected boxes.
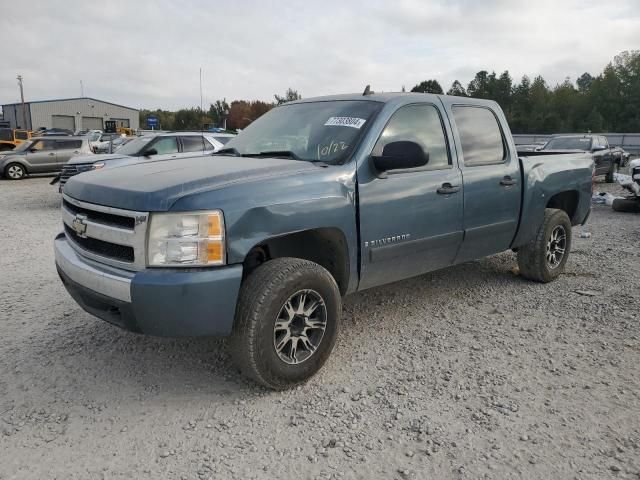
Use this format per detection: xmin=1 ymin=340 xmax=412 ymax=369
xmin=72 ymin=213 xmax=88 ymax=237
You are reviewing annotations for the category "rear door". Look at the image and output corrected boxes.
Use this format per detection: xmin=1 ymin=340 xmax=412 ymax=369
xmin=24 ymin=139 xmax=57 ymax=172
xmin=54 ymin=139 xmax=83 ymax=166
xmin=446 ymin=104 xmax=522 ymax=263
xmin=357 ymin=102 xmax=464 ymax=290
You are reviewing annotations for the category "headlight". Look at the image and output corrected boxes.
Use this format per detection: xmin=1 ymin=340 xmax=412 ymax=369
xmin=92 ymin=162 xmax=105 ymax=170
xmin=147 ymin=211 xmax=225 ymax=267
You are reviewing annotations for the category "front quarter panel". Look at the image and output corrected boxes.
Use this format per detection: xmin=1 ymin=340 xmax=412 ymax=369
xmin=169 ymin=164 xmax=360 ymax=293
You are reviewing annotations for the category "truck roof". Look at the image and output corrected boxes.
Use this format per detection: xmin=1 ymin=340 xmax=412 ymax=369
xmin=288 ymin=92 xmax=500 ymax=108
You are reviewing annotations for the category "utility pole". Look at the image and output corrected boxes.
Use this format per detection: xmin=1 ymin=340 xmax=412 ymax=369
xmin=17 ymin=74 xmax=27 ymax=129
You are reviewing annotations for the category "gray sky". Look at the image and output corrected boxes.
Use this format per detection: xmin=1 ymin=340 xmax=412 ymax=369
xmin=2 ymin=0 xmax=637 ymax=110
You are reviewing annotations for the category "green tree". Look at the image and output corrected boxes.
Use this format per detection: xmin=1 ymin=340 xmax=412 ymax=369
xmin=446 ymin=80 xmax=467 ymax=96
xmin=410 ymin=79 xmax=444 ymax=94
xmin=274 ymin=88 xmax=302 ymax=105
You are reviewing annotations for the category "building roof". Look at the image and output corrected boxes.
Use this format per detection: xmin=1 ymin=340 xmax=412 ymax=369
xmin=1 ymin=97 xmax=138 ymax=112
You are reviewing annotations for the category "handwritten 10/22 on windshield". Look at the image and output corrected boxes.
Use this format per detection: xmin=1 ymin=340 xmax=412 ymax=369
xmin=317 ymin=141 xmax=349 ymax=159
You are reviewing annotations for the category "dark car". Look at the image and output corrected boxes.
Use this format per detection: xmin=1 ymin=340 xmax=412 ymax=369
xmin=540 ymin=135 xmax=618 ymax=182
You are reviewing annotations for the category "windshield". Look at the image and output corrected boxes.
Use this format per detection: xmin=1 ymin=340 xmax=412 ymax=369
xmin=224 ymin=100 xmax=382 ymax=164
xmin=115 ymin=135 xmax=155 ymax=156
xmin=543 ymin=137 xmax=592 ymax=151
xmin=88 ymin=132 xmax=101 ymax=141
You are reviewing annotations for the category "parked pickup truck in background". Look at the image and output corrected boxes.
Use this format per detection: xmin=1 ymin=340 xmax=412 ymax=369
xmin=54 ymin=92 xmax=593 ymax=389
xmin=539 ymin=134 xmax=620 ymax=182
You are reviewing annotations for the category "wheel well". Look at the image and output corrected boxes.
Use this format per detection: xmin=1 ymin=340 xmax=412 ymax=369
xmin=243 ymin=228 xmax=350 ymax=296
xmin=546 ymin=191 xmax=579 ymax=223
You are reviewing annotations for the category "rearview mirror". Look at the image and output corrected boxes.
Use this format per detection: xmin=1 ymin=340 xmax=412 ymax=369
xmin=144 ymin=148 xmax=158 ymax=157
xmin=371 ymin=141 xmax=429 ymax=172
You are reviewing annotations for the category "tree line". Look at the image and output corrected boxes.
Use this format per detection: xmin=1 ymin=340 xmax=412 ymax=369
xmin=140 ymin=51 xmax=639 ymax=134
xmin=138 ymin=88 xmax=300 ymax=131
xmin=410 ymin=50 xmax=639 ymax=134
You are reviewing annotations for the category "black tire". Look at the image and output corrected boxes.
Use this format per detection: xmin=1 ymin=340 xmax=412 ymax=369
xmin=612 ymin=198 xmax=640 ymax=213
xmin=3 ymin=163 xmax=26 ymax=180
xmin=230 ymin=257 xmax=341 ymax=390
xmin=517 ymin=208 xmax=572 ymax=283
xmin=605 ymin=161 xmax=619 ymax=183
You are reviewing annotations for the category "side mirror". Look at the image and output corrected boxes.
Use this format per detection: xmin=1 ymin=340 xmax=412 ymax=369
xmin=144 ymin=148 xmax=158 ymax=157
xmin=29 ymin=148 xmax=38 ymax=153
xmin=371 ymin=141 xmax=429 ymax=172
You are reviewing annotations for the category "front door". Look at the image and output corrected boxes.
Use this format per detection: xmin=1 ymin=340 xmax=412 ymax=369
xmin=357 ymin=103 xmax=464 ymax=290
xmin=445 ymin=104 xmax=522 ymax=263
xmin=25 ymin=139 xmax=57 ymax=172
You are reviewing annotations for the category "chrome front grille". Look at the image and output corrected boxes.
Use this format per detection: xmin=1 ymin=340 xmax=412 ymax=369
xmin=60 ymin=163 xmax=93 ymax=188
xmin=61 ymin=194 xmax=149 ymax=271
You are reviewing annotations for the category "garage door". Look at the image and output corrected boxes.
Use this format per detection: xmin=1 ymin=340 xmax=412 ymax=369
xmin=52 ymin=115 xmax=76 ymax=131
xmin=82 ymin=117 xmax=103 ymax=131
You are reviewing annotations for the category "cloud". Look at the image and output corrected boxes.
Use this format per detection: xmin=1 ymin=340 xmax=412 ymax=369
xmin=1 ymin=0 xmax=636 ymax=110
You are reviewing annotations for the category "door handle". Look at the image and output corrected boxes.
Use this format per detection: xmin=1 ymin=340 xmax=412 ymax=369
xmin=500 ymin=176 xmax=517 ymax=186
xmin=437 ymin=183 xmax=460 ymax=195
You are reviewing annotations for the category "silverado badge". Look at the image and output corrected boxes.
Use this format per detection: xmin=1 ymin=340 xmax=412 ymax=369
xmin=72 ymin=214 xmax=88 ymax=238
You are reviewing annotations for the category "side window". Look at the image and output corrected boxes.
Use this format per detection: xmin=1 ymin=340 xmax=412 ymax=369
xmin=57 ymin=140 xmax=82 ymax=149
xmin=15 ymin=131 xmax=28 ymax=140
xmin=372 ymin=104 xmax=450 ymax=170
xmin=181 ymin=136 xmax=205 ymax=153
xmin=151 ymin=137 xmax=179 ymax=155
xmin=601 ymin=136 xmax=609 ymax=148
xmin=213 ymin=136 xmax=231 ymax=146
xmin=452 ymin=106 xmax=505 ymax=166
xmin=203 ymin=138 xmax=216 ymax=151
xmin=30 ymin=140 xmax=56 ymax=151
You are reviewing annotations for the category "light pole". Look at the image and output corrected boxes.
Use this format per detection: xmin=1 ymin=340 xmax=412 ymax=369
xmin=17 ymin=74 xmax=27 ymax=129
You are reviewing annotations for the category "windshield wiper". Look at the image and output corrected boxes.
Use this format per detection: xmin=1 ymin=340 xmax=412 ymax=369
xmin=215 ymin=147 xmax=242 ymax=156
xmin=243 ymin=150 xmax=301 ymax=160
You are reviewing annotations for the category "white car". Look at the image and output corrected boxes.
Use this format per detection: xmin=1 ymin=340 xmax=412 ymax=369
xmin=59 ymin=131 xmax=235 ymax=190
xmin=88 ymin=131 xmax=122 ymax=153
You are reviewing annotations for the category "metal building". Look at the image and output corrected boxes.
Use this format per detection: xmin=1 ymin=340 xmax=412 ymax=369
xmin=0 ymin=97 xmax=139 ymax=132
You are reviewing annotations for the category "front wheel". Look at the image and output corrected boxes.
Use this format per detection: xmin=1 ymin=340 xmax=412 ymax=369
xmin=517 ymin=208 xmax=572 ymax=283
xmin=230 ymin=258 xmax=341 ymax=390
xmin=4 ymin=163 xmax=26 ymax=180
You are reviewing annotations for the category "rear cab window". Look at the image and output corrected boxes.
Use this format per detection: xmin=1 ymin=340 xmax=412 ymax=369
xmin=452 ymin=106 xmax=506 ymax=166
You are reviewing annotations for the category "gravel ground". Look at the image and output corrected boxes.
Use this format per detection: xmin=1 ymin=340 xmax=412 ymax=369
xmin=1 ymin=176 xmax=639 ymax=480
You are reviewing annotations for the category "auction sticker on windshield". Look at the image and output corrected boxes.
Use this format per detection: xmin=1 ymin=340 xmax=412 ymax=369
xmin=324 ymin=117 xmax=366 ymax=129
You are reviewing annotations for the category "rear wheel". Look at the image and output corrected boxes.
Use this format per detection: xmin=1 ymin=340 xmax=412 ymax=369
xmin=4 ymin=163 xmax=26 ymax=180
xmin=612 ymin=198 xmax=640 ymax=213
xmin=517 ymin=208 xmax=572 ymax=283
xmin=230 ymin=258 xmax=341 ymax=390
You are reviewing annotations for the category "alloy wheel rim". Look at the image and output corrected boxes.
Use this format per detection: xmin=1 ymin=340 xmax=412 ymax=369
xmin=546 ymin=225 xmax=566 ymax=269
xmin=273 ymin=289 xmax=327 ymax=365
xmin=7 ymin=165 xmax=23 ymax=179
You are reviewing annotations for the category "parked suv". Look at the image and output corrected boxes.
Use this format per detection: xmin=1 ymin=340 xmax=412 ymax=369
xmin=0 ymin=136 xmax=92 ymax=180
xmin=58 ymin=131 xmax=234 ymax=190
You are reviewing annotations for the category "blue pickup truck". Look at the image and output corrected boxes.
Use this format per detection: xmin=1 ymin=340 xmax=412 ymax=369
xmin=55 ymin=92 xmax=593 ymax=389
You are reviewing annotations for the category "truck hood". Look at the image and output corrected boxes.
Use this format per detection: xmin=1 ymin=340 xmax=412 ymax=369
xmin=63 ymin=155 xmax=319 ymax=211
xmin=67 ymin=153 xmax=131 ymax=165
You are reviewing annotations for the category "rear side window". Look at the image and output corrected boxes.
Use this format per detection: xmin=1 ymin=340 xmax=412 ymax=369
xmin=181 ymin=136 xmax=205 ymax=152
xmin=57 ymin=140 xmax=82 ymax=149
xmin=372 ymin=104 xmax=450 ymax=170
xmin=213 ymin=136 xmax=231 ymax=145
xmin=452 ymin=106 xmax=505 ymax=166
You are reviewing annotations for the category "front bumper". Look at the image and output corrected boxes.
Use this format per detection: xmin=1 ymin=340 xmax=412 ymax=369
xmin=54 ymin=233 xmax=243 ymax=337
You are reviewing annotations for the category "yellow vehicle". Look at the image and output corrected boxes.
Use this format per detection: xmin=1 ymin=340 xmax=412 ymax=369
xmin=117 ymin=127 xmax=135 ymax=136
xmin=0 ymin=129 xmax=34 ymax=151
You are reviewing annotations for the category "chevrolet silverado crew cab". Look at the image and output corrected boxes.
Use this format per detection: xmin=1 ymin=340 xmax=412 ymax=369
xmin=55 ymin=92 xmax=593 ymax=389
